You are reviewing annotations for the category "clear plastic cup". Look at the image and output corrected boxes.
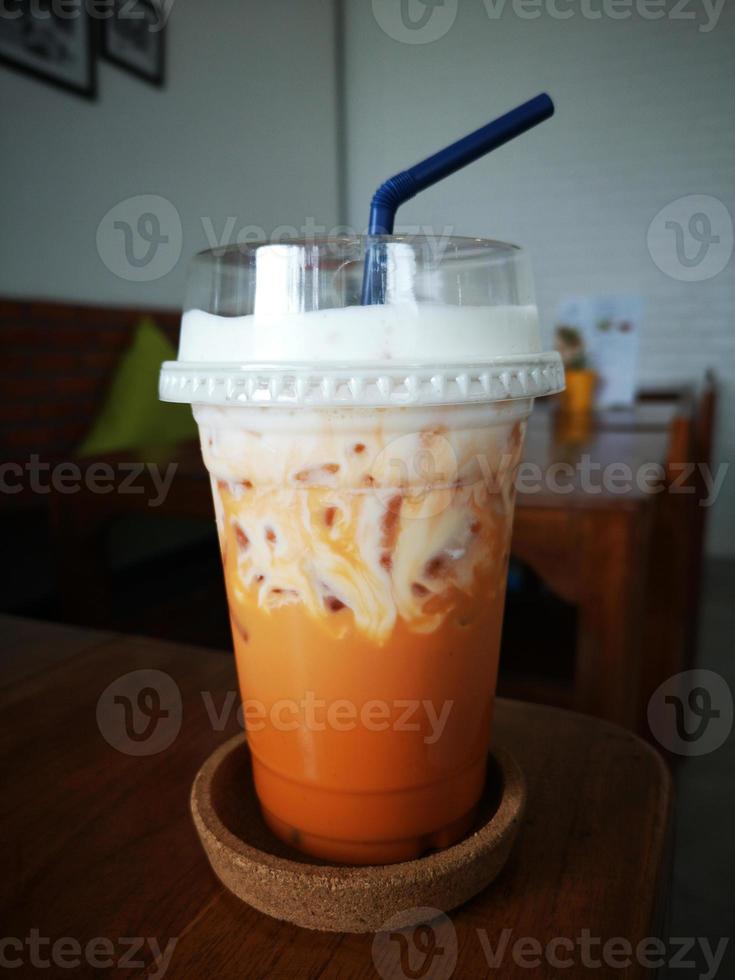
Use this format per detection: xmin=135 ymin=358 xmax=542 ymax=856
xmin=160 ymin=236 xmax=563 ymax=864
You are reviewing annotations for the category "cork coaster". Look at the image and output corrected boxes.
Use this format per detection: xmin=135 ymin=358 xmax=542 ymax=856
xmin=191 ymin=734 xmax=526 ymax=933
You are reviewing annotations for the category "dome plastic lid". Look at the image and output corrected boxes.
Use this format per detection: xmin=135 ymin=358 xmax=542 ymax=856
xmin=159 ymin=239 xmax=564 ymax=408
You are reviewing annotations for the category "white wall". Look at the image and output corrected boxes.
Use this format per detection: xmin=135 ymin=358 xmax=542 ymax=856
xmin=341 ymin=0 xmax=735 ymax=554
xmin=0 ymin=0 xmax=340 ymax=308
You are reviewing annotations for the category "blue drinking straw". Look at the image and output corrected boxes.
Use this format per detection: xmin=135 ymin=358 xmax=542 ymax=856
xmin=361 ymin=93 xmax=555 ymax=304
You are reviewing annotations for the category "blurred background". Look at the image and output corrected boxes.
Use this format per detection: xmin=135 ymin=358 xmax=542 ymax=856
xmin=1 ymin=0 xmax=733 ymax=972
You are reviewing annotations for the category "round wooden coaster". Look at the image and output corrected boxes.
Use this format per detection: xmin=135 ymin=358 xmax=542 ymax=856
xmin=191 ymin=734 xmax=526 ymax=933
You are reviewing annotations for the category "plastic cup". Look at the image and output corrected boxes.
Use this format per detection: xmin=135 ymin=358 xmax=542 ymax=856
xmin=160 ymin=236 xmax=563 ymax=865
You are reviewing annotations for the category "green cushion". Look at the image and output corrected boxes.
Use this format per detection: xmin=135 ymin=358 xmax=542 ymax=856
xmin=77 ymin=317 xmax=196 ymax=457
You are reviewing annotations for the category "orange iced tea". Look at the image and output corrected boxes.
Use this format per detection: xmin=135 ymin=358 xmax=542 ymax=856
xmin=197 ymin=402 xmax=526 ymax=864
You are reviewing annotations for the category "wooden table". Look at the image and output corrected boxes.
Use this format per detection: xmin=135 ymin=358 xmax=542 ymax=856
xmin=1 ymin=615 xmax=672 ymax=979
xmin=507 ymin=407 xmax=677 ymax=729
xmin=533 ymin=398 xmax=684 ymax=433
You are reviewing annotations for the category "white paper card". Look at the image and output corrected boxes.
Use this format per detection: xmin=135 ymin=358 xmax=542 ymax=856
xmin=555 ymin=296 xmax=642 ymax=408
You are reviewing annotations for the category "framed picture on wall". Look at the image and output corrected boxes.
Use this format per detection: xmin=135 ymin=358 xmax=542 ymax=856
xmin=101 ymin=0 xmax=165 ymax=88
xmin=0 ymin=1 xmax=96 ymax=100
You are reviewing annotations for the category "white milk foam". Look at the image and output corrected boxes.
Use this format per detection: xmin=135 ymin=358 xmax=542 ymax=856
xmin=178 ymin=303 xmax=541 ymax=365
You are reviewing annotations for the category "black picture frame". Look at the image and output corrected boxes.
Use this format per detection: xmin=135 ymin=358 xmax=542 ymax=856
xmin=101 ymin=0 xmax=165 ymax=88
xmin=0 ymin=2 xmax=96 ymax=100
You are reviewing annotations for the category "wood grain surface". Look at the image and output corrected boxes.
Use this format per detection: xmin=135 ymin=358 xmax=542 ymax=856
xmin=0 ymin=614 xmax=672 ymax=979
